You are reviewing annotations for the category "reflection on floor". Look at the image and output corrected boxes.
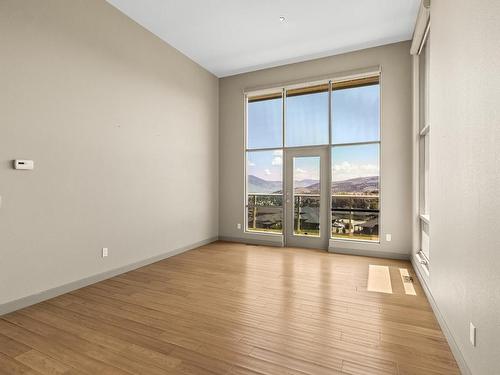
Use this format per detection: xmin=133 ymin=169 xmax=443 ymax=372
xmin=367 ymin=265 xmax=418 ymax=296
xmin=0 ymin=241 xmax=459 ymax=374
xmin=367 ymin=265 xmax=393 ymax=294
xmin=399 ymin=268 xmax=417 ymax=296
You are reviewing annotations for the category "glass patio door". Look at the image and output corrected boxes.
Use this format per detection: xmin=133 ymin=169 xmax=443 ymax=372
xmin=284 ymin=147 xmax=329 ymax=249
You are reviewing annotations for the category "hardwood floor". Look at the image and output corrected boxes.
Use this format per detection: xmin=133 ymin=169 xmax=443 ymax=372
xmin=0 ymin=241 xmax=459 ymax=375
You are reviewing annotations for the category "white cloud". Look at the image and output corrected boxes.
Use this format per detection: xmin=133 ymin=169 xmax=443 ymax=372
xmin=247 ymin=161 xmax=255 ymax=166
xmin=333 ymin=162 xmax=378 ymax=181
xmin=271 ymin=156 xmax=282 ymax=166
xmin=264 ymin=168 xmax=271 ymax=175
xmin=272 ymin=150 xmax=282 ymax=156
xmin=361 ymin=164 xmax=378 ymax=172
xmin=296 ymin=168 xmax=307 ymax=173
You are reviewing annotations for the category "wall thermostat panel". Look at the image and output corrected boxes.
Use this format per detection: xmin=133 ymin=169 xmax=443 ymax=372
xmin=14 ymin=160 xmax=34 ymax=170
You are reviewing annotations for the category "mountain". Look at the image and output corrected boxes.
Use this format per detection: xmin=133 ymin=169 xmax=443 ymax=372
xmin=247 ymin=175 xmax=282 ymax=193
xmin=294 ymin=179 xmax=319 ymax=188
xmin=332 ymin=176 xmax=379 ymax=194
xmin=296 ymin=183 xmax=320 ymax=194
xmin=248 ymin=175 xmax=379 ymax=195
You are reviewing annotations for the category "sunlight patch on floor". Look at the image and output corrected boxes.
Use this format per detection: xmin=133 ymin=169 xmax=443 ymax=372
xmin=367 ymin=265 xmax=393 ymax=294
xmin=399 ymin=268 xmax=417 ymax=295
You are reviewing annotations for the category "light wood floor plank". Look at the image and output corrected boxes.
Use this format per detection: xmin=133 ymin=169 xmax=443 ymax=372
xmin=14 ymin=350 xmax=72 ymax=375
xmin=1 ymin=241 xmax=459 ymax=374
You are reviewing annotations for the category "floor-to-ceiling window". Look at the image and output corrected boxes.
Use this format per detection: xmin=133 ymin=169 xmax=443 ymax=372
xmin=246 ymin=92 xmax=284 ymax=233
xmin=331 ymin=77 xmax=380 ymax=241
xmin=418 ymin=29 xmax=431 ymax=267
xmin=245 ymin=74 xmax=380 ymax=242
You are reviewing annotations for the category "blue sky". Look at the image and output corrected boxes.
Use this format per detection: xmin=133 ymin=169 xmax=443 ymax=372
xmin=247 ymin=149 xmax=283 ymax=181
xmin=247 ymin=84 xmax=379 ymax=181
xmin=332 ymin=85 xmax=379 ymax=144
xmin=286 ymin=92 xmax=329 ymax=146
xmin=294 ymin=157 xmax=320 ymax=181
xmin=331 ymin=143 xmax=379 ymax=182
xmin=247 ymin=97 xmax=282 ymax=149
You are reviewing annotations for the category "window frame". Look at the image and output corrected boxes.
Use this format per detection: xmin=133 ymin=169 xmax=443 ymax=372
xmin=244 ymin=70 xmax=382 ymax=242
xmin=245 ymin=148 xmax=284 ymax=235
xmin=416 ymin=23 xmax=431 ymax=271
xmin=244 ymin=88 xmax=285 ymax=236
xmin=330 ymin=78 xmax=381 ymax=243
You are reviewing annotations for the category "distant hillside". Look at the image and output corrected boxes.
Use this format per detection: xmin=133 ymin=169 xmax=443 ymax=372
xmin=294 ymin=179 xmax=318 ymax=188
xmin=295 ymin=184 xmax=320 ymax=194
xmin=248 ymin=175 xmax=378 ymax=194
xmin=332 ymin=176 xmax=379 ymax=194
xmin=247 ymin=175 xmax=282 ymax=193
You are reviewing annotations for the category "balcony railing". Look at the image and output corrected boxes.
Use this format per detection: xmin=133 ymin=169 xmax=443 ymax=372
xmin=331 ymin=194 xmax=379 ymax=241
xmin=247 ymin=193 xmax=283 ymax=233
xmin=247 ymin=193 xmax=379 ymax=241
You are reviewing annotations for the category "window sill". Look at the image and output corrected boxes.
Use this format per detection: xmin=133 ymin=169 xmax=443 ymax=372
xmin=244 ymin=230 xmax=283 ymax=238
xmin=331 ymin=238 xmax=380 ymax=245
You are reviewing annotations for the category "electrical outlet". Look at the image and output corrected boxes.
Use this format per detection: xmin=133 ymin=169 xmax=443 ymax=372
xmin=386 ymin=234 xmax=392 ymax=242
xmin=470 ymin=322 xmax=476 ymax=347
xmin=102 ymin=247 xmax=108 ymax=257
xmin=237 ymin=223 xmax=242 ymax=230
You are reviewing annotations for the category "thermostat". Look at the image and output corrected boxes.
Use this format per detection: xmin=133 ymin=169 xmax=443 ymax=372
xmin=14 ymin=160 xmax=34 ymax=170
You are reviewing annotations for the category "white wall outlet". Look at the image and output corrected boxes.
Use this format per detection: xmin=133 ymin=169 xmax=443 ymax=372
xmin=102 ymin=247 xmax=108 ymax=257
xmin=470 ymin=322 xmax=476 ymax=347
xmin=386 ymin=233 xmax=392 ymax=242
xmin=237 ymin=223 xmax=242 ymax=230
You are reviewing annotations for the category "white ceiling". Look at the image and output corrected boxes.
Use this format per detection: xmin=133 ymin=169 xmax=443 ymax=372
xmin=106 ymin=0 xmax=420 ymax=77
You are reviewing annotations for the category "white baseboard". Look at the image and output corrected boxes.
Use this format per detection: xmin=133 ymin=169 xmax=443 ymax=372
xmin=329 ymin=246 xmax=410 ymax=260
xmin=0 ymin=236 xmax=218 ymax=316
xmin=411 ymin=256 xmax=471 ymax=375
xmin=218 ymin=235 xmax=283 ymax=247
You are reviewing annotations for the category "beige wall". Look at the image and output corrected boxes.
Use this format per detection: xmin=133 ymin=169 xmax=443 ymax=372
xmin=2 ymin=2 xmax=498 ymax=371
xmin=421 ymin=0 xmax=500 ymax=373
xmin=219 ymin=42 xmax=413 ymax=257
xmin=0 ymin=0 xmax=218 ymax=306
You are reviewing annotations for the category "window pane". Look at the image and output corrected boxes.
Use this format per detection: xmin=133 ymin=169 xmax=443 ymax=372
xmin=293 ymin=157 xmax=320 ymax=237
xmin=419 ymin=41 xmax=427 ymax=131
xmin=286 ymin=85 xmax=329 ymax=147
xmin=425 ymin=36 xmax=430 ymax=126
xmin=332 ymin=82 xmax=380 ymax=144
xmin=247 ymin=150 xmax=283 ymax=233
xmin=332 ymin=211 xmax=379 ymax=241
xmin=332 ymin=144 xmax=379 ymax=241
xmin=332 ymin=143 xmax=379 ymax=186
xmin=418 ymin=35 xmax=430 ymax=262
xmin=419 ymin=133 xmax=430 ymax=215
xmin=247 ymin=93 xmax=282 ymax=149
xmin=421 ymin=220 xmax=430 ymax=259
xmin=419 ymin=35 xmax=430 ymax=131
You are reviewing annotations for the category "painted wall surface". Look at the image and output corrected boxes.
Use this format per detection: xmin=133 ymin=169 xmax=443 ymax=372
xmin=219 ymin=42 xmax=413 ymax=257
xmin=0 ymin=0 xmax=219 ymax=305
xmin=425 ymin=0 xmax=500 ymax=373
